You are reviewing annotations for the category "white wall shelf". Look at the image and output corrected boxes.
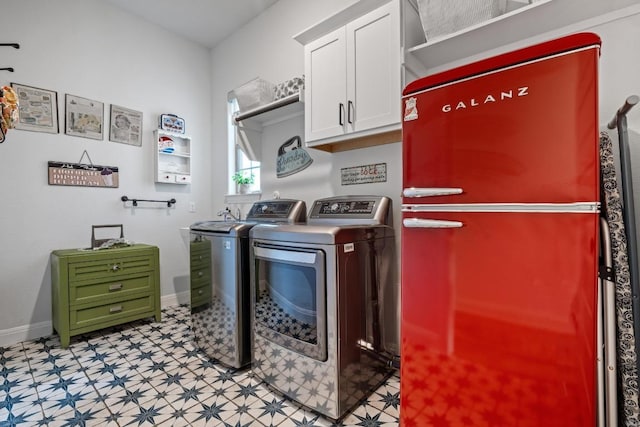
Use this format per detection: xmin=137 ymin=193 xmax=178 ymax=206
xmin=406 ymin=0 xmax=640 ymax=74
xmin=154 ymin=129 xmax=192 ymax=184
xmin=234 ymin=91 xmax=303 ymax=128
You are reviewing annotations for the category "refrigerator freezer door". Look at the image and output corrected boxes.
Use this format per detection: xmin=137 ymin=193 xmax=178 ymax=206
xmin=402 ymin=45 xmax=599 ymax=205
xmin=400 ymin=210 xmax=598 ymax=426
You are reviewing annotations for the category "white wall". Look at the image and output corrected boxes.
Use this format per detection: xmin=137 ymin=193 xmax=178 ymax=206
xmin=0 ymin=0 xmax=213 ymax=345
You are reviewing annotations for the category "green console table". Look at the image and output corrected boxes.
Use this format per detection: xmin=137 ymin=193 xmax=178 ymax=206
xmin=51 ymin=244 xmax=161 ymax=348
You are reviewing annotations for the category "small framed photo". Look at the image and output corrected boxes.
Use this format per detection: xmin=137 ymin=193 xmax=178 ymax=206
xmin=65 ymin=94 xmax=104 ymax=140
xmin=109 ymin=105 xmax=143 ymax=146
xmin=11 ymin=82 xmax=59 ymax=134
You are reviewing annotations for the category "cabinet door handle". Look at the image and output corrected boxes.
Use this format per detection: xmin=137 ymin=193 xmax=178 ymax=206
xmin=339 ymin=103 xmax=345 ymax=126
xmin=198 ymin=271 xmax=203 ymax=277
xmin=111 ymin=264 xmax=120 ymax=272
xmin=198 ymin=289 xmax=204 ymax=295
xmin=109 ymin=283 xmax=123 ymax=291
xmin=109 ymin=305 xmax=123 ymax=313
xmin=198 ymin=255 xmax=203 ymax=261
xmin=347 ymin=100 xmax=354 ymax=124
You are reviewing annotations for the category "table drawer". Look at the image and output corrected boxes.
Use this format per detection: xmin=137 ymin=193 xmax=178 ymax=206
xmin=69 ymin=253 xmax=154 ymax=281
xmin=70 ymin=294 xmax=154 ymax=330
xmin=190 ymin=267 xmax=211 ymax=286
xmin=191 ymin=284 xmax=211 ymax=308
xmin=190 ymin=250 xmax=211 ymax=270
xmin=70 ymin=274 xmax=153 ymax=306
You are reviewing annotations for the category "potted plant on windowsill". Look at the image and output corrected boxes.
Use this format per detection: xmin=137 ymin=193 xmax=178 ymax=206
xmin=232 ymin=172 xmax=255 ymax=194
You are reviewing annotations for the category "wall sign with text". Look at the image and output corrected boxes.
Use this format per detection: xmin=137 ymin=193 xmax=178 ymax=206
xmin=48 ymin=161 xmax=119 ymax=188
xmin=340 ymin=163 xmax=387 ymax=185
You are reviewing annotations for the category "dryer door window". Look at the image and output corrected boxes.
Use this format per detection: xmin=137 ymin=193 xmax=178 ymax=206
xmin=253 ymin=243 xmax=327 ymax=361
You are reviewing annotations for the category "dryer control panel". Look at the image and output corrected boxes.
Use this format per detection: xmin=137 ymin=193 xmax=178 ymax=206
xmin=308 ymin=196 xmax=391 ymax=225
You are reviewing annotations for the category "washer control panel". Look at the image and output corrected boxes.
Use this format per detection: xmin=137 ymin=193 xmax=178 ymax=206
xmin=245 ymin=199 xmax=307 ymax=223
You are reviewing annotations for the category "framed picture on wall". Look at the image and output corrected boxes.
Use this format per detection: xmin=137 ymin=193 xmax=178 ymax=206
xmin=65 ymin=94 xmax=104 ymax=140
xmin=109 ymin=104 xmax=143 ymax=146
xmin=10 ymin=83 xmax=59 ymax=134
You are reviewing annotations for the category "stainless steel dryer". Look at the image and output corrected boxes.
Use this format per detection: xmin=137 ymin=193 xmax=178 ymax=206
xmin=250 ymin=195 xmax=398 ymax=420
xmin=189 ymin=199 xmax=306 ymax=369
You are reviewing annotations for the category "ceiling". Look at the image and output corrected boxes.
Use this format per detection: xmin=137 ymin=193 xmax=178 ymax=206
xmin=103 ymin=0 xmax=279 ymax=49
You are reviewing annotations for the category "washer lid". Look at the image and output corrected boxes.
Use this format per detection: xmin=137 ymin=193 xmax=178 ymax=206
xmin=190 ymin=220 xmax=256 ymax=235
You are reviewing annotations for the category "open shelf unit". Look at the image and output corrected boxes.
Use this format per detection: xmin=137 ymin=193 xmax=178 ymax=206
xmin=405 ymin=0 xmax=640 ymax=74
xmin=154 ymin=129 xmax=191 ymax=184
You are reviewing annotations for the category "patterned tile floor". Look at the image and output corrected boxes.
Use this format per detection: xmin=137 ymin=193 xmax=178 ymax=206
xmin=1 ymin=305 xmax=400 ymax=426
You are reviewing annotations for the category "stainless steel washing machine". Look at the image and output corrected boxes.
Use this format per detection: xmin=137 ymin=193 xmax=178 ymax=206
xmin=189 ymin=199 xmax=306 ymax=369
xmin=250 ymin=195 xmax=399 ymax=420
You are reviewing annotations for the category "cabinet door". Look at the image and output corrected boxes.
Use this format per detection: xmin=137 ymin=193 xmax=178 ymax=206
xmin=304 ymin=27 xmax=347 ymax=142
xmin=346 ymin=1 xmax=400 ymax=133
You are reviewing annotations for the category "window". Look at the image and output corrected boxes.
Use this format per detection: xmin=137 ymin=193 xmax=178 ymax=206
xmin=227 ymin=97 xmax=260 ymax=194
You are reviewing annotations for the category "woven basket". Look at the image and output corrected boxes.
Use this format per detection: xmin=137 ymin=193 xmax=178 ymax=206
xmin=234 ymin=78 xmax=275 ymax=111
xmin=417 ymin=0 xmax=508 ymax=40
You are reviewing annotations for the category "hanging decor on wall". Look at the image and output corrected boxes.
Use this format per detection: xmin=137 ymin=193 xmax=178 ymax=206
xmin=341 ymin=163 xmax=387 ymax=185
xmin=48 ymin=150 xmax=119 ymax=188
xmin=65 ymin=94 xmax=104 ymax=140
xmin=0 ymin=85 xmax=19 ymax=143
xmin=11 ymin=82 xmax=58 ymax=134
xmin=276 ymin=135 xmax=313 ymax=178
xmin=109 ymin=104 xmax=143 ymax=146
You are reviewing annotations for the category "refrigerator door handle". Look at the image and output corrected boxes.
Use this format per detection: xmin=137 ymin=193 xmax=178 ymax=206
xmin=403 ymin=218 xmax=463 ymax=228
xmin=402 ymin=187 xmax=463 ymax=198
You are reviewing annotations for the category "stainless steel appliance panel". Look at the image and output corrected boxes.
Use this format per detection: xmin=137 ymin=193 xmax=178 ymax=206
xmin=190 ymin=231 xmax=250 ymax=369
xmin=251 ymin=231 xmax=394 ymax=420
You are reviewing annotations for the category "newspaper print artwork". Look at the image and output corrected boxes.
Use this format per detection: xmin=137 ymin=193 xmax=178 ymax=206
xmin=110 ymin=105 xmax=143 ymax=146
xmin=65 ymin=94 xmax=104 ymax=140
xmin=11 ymin=83 xmax=59 ymax=134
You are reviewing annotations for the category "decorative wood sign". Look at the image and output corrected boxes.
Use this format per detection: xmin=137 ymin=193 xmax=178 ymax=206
xmin=341 ymin=163 xmax=387 ymax=185
xmin=48 ymin=161 xmax=119 ymax=188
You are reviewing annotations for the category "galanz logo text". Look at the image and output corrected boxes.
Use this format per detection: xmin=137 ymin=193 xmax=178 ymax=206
xmin=442 ymin=87 xmax=529 ymax=112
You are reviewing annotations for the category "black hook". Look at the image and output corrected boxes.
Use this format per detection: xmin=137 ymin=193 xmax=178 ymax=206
xmin=0 ymin=43 xmax=19 ymax=49
xmin=0 ymin=68 xmax=14 ymax=72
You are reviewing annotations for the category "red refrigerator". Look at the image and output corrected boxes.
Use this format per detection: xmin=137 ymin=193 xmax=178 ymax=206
xmin=400 ymin=33 xmax=601 ymax=426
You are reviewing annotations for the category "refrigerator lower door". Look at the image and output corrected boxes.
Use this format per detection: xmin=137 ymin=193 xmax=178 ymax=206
xmin=401 ymin=210 xmax=598 ymax=426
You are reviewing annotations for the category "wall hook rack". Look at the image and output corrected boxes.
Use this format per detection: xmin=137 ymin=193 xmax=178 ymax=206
xmin=121 ymin=195 xmax=176 ymax=207
xmin=2 ymin=43 xmax=20 ymax=72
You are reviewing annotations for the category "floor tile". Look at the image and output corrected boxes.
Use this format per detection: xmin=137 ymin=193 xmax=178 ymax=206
xmin=0 ymin=305 xmax=400 ymax=426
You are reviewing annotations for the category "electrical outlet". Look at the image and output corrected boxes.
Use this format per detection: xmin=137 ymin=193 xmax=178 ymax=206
xmin=189 ymin=202 xmax=196 ymax=212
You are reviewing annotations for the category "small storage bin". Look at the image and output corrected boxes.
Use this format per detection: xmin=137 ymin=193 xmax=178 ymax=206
xmin=234 ymin=78 xmax=275 ymax=111
xmin=274 ymin=76 xmax=305 ymax=100
xmin=416 ymin=0 xmax=508 ymax=41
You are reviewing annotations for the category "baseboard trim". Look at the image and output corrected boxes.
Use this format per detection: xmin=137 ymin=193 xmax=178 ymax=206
xmin=161 ymin=291 xmax=190 ymax=308
xmin=0 ymin=291 xmax=191 ymax=348
xmin=0 ymin=320 xmax=53 ymax=348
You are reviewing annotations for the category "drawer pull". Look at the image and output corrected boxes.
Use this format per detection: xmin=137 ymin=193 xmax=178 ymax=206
xmin=111 ymin=264 xmax=120 ymax=272
xmin=109 ymin=283 xmax=123 ymax=291
xmin=198 ymin=271 xmax=203 ymax=277
xmin=198 ymin=289 xmax=203 ymax=295
xmin=199 ymin=255 xmax=203 ymax=261
xmin=109 ymin=305 xmax=123 ymax=313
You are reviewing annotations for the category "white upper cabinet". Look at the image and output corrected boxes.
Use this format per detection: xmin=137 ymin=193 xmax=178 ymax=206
xmin=305 ymin=27 xmax=347 ymax=142
xmin=347 ymin=3 xmax=401 ymax=134
xmin=296 ymin=0 xmax=402 ymax=151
